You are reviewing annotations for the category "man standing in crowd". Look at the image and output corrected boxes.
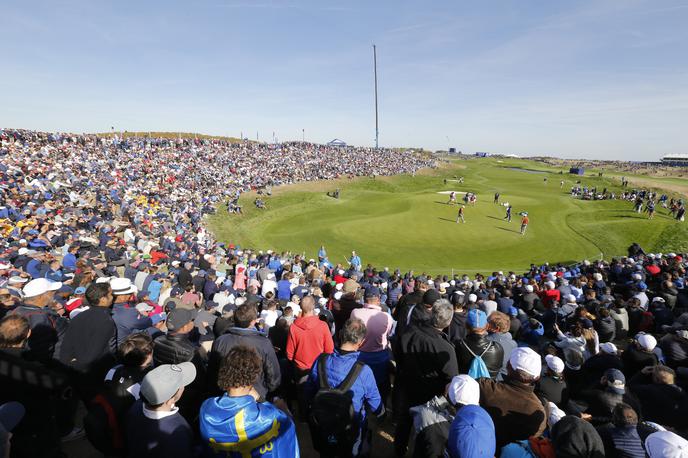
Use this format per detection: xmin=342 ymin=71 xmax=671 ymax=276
xmin=286 ymin=295 xmax=334 ymax=417
xmin=200 ymin=346 xmax=299 ymax=457
xmin=350 ymin=286 xmax=394 ymax=401
xmin=59 ymin=282 xmax=117 ymax=399
xmin=126 ymin=363 xmax=197 ymax=458
xmin=208 ymin=304 xmax=281 ymax=398
xmin=10 ymin=278 xmax=67 ymax=361
xmin=478 ymin=347 xmax=546 ymax=447
xmin=306 ymin=318 xmax=383 ymax=457
xmin=111 ymin=278 xmax=152 ymax=345
xmin=456 ymin=309 xmax=504 ymax=378
xmin=396 ymin=299 xmax=457 ymax=455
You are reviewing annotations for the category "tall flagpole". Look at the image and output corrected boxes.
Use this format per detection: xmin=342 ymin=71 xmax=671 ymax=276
xmin=373 ymin=44 xmax=379 ymax=149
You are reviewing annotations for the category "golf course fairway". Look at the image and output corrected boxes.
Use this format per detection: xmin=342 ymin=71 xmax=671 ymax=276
xmin=207 ymin=158 xmax=688 ymax=274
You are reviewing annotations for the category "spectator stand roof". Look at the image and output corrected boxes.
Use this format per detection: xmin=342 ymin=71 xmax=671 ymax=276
xmin=327 ymin=138 xmax=347 ymax=147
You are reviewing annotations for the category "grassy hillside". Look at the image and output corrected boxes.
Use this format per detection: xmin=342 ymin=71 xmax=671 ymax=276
xmin=207 ymin=157 xmax=688 ymax=274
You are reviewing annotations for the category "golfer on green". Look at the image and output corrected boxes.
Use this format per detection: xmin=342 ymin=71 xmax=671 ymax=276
xmin=456 ymin=205 xmax=466 ymax=224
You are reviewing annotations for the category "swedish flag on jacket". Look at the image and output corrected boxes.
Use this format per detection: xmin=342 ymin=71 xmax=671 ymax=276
xmin=200 ymin=394 xmax=300 ymax=458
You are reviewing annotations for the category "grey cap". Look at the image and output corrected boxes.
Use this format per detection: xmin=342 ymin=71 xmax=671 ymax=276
xmin=140 ymin=362 xmax=196 ymax=405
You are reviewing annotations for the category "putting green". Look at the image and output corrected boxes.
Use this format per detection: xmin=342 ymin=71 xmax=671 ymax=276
xmin=207 ymin=158 xmax=688 ymax=274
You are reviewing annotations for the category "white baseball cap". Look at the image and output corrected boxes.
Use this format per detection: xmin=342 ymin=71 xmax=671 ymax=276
xmin=109 ymin=277 xmax=138 ymax=296
xmin=645 ymin=431 xmax=688 ymax=458
xmin=566 ymin=294 xmax=577 ymax=303
xmin=547 ymin=401 xmax=566 ymax=428
xmin=135 ymin=302 xmax=154 ymax=313
xmin=545 ymin=355 xmax=565 ymax=374
xmin=637 ymin=334 xmax=658 ymax=351
xmin=23 ymin=278 xmax=62 ymax=298
xmin=468 ymin=294 xmax=477 ymax=303
xmin=600 ymin=342 xmax=618 ymax=355
xmin=525 ymin=285 xmax=534 ymax=293
xmin=509 ymin=347 xmax=542 ymax=377
xmin=447 ymin=375 xmax=480 ymax=406
xmin=0 ymin=261 xmax=11 ymax=269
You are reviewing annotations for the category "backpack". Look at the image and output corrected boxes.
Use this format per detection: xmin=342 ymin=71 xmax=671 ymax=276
xmin=308 ymin=353 xmax=364 ymax=455
xmin=83 ymin=365 xmax=141 ymax=455
xmin=461 ymin=340 xmax=492 ymax=379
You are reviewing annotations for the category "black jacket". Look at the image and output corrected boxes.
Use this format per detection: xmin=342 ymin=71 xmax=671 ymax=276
xmin=551 ymin=416 xmax=605 ymax=458
xmin=0 ymin=347 xmax=71 ymax=456
xmin=399 ymin=324 xmax=458 ymax=406
xmin=579 ymin=386 xmax=642 ymax=427
xmin=519 ymin=292 xmax=540 ymax=313
xmin=208 ymin=327 xmax=281 ymax=398
xmin=595 ymin=316 xmax=616 ymax=343
xmin=622 ymin=345 xmax=658 ymax=376
xmin=393 ymin=289 xmax=424 ymax=338
xmin=154 ymin=332 xmax=200 ymax=366
xmin=659 ymin=333 xmax=688 ymax=369
xmin=456 ymin=333 xmax=504 ymax=378
xmin=11 ymin=303 xmax=69 ymax=362
xmin=583 ymin=353 xmax=624 ymax=387
xmin=59 ymin=306 xmax=116 ymax=378
xmin=536 ymin=375 xmax=569 ymax=407
xmin=153 ymin=332 xmax=208 ymax=422
xmin=177 ymin=268 xmax=192 ymax=288
xmin=331 ymin=293 xmax=361 ymax=334
xmin=629 ymin=372 xmax=688 ymax=430
xmin=446 ymin=311 xmax=467 ymax=347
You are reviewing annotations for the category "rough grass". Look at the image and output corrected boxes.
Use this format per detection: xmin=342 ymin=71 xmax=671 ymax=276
xmin=207 ymin=158 xmax=687 ymax=274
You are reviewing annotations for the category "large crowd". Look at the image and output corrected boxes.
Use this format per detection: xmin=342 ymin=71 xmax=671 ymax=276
xmin=1 ymin=129 xmax=688 ymax=458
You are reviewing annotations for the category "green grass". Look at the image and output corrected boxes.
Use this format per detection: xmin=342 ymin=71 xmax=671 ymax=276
xmin=207 ymin=158 xmax=687 ymax=274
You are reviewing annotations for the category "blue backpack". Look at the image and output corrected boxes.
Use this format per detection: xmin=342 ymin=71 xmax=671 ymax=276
xmin=461 ymin=340 xmax=492 ymax=379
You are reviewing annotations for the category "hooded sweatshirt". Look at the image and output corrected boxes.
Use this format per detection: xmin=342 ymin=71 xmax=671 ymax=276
xmin=551 ymin=415 xmax=605 ymax=458
xmin=286 ymin=315 xmax=334 ymax=370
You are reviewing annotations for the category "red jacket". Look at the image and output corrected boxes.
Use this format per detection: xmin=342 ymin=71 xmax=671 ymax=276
xmin=539 ymin=289 xmax=561 ymax=308
xmin=286 ymin=315 xmax=334 ymax=370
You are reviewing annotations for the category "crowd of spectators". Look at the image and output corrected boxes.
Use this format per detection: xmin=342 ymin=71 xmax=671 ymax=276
xmin=1 ymin=129 xmax=688 ymax=458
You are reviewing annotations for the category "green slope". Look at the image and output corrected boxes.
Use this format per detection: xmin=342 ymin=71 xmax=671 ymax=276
xmin=207 ymin=158 xmax=687 ymax=274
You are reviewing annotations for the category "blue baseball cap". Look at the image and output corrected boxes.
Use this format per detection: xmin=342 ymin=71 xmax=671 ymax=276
xmin=74 ymin=286 xmax=87 ymax=295
xmin=605 ymin=368 xmax=626 ymax=394
xmin=467 ymin=309 xmax=487 ymax=328
xmin=447 ymin=405 xmax=495 ymax=458
xmin=508 ymin=306 xmax=518 ymax=317
xmin=364 ymin=286 xmax=381 ymax=298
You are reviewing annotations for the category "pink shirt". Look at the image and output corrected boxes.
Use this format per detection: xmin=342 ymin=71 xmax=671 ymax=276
xmin=350 ymin=303 xmax=394 ymax=353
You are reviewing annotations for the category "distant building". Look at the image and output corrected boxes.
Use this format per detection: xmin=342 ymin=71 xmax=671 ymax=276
xmin=475 ymin=152 xmax=490 ymax=157
xmin=327 ymin=138 xmax=347 ymax=147
xmin=661 ymin=154 xmax=688 ymax=166
xmin=569 ymin=167 xmax=585 ymax=175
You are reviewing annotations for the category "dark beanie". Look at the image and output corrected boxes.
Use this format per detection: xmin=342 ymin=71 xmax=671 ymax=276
xmin=423 ymin=288 xmax=442 ymax=306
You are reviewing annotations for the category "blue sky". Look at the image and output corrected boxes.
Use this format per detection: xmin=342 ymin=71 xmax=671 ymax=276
xmin=2 ymin=0 xmax=687 ymax=160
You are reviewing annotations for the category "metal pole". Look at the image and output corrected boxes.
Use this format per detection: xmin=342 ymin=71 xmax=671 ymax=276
xmin=373 ymin=44 xmax=379 ymax=149
xmin=302 ymin=128 xmax=305 ymax=142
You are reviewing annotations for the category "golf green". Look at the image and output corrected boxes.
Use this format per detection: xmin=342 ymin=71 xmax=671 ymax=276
xmin=207 ymin=158 xmax=688 ymax=274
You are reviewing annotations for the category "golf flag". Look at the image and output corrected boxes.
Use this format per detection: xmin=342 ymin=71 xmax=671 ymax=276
xmin=200 ymin=394 xmax=299 ymax=458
